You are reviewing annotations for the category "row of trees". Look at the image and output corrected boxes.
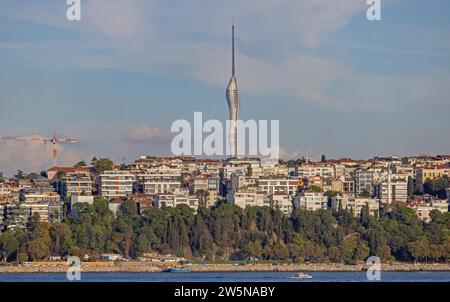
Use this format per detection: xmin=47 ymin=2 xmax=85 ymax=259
xmin=0 ymin=198 xmax=449 ymax=263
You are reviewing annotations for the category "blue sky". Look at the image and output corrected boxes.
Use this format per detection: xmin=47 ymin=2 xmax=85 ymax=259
xmin=1 ymin=0 xmax=450 ymax=174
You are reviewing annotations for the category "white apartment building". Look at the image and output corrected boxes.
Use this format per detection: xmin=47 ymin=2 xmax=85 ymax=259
xmin=189 ymin=176 xmax=208 ymax=193
xmin=296 ymin=164 xmax=335 ymax=178
xmin=294 ymin=191 xmax=328 ymax=211
xmin=196 ymin=160 xmax=223 ymax=175
xmin=23 ymin=191 xmax=61 ymax=203
xmin=64 ymin=174 xmax=93 ymax=197
xmin=269 ymin=193 xmax=293 ymax=214
xmin=222 ymin=165 xmax=250 ymax=180
xmin=249 ymin=165 xmax=289 ymax=177
xmin=257 ymin=176 xmax=299 ymax=196
xmin=354 ymin=197 xmax=379 ymax=217
xmin=70 ymin=195 xmax=94 ymax=209
xmin=415 ymin=167 xmax=450 ymax=193
xmin=136 ymin=165 xmax=182 ymax=181
xmin=99 ymin=171 xmax=135 ymax=200
xmin=331 ymin=194 xmax=379 ymax=217
xmin=143 ymin=178 xmax=180 ymax=195
xmin=378 ymin=173 xmax=408 ymax=204
xmin=354 ymin=169 xmax=374 ymax=196
xmin=5 ymin=200 xmax=63 ymax=229
xmin=154 ymin=188 xmax=199 ymax=212
xmin=230 ymin=173 xmax=257 ymax=192
xmin=228 ymin=189 xmax=268 ymax=208
xmin=414 ymin=199 xmax=449 ymax=222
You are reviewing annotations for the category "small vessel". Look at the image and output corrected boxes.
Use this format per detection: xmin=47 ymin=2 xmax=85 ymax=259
xmin=288 ymin=272 xmax=312 ymax=279
xmin=167 ymin=266 xmax=192 ymax=273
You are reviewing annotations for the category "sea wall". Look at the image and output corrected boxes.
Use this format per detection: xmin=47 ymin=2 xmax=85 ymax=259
xmin=0 ymin=262 xmax=448 ymax=273
xmin=190 ymin=262 xmax=450 ymax=272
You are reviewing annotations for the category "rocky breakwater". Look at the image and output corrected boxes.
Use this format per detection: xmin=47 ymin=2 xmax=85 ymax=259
xmin=190 ymin=262 xmax=450 ymax=272
xmin=0 ymin=261 xmax=164 ymax=273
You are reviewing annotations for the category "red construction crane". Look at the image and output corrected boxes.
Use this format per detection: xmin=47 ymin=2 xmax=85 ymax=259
xmin=1 ymin=132 xmax=78 ymax=167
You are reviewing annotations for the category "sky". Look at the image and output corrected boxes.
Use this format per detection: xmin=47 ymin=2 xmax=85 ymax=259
xmin=0 ymin=0 xmax=450 ymax=175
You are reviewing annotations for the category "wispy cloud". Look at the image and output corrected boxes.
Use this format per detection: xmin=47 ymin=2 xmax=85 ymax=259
xmin=127 ymin=124 xmax=173 ymax=143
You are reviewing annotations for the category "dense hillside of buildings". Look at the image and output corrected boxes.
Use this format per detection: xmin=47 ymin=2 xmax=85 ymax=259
xmin=0 ymin=154 xmax=449 ymax=262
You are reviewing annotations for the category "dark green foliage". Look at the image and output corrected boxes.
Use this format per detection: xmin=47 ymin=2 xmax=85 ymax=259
xmin=423 ymin=176 xmax=449 ymax=199
xmin=0 ymin=202 xmax=448 ymax=263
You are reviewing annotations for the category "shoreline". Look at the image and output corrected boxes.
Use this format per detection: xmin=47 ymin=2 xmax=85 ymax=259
xmin=0 ymin=262 xmax=449 ymax=274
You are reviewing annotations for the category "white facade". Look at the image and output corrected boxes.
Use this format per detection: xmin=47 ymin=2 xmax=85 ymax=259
xmin=143 ymin=178 xmax=180 ymax=195
xmin=257 ymin=177 xmax=299 ymax=196
xmin=379 ymin=172 xmax=408 ymax=204
xmin=269 ymin=193 xmax=293 ymax=214
xmin=294 ymin=191 xmax=328 ymax=211
xmin=228 ymin=190 xmax=268 ymax=208
xmin=154 ymin=188 xmax=200 ymax=212
xmin=71 ymin=195 xmax=94 ymax=205
xmin=414 ymin=200 xmax=448 ymax=222
xmin=296 ymin=164 xmax=335 ymax=178
xmin=99 ymin=171 xmax=135 ymax=200
xmin=65 ymin=174 xmax=93 ymax=197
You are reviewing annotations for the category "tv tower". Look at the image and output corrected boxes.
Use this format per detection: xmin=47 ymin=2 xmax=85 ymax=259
xmin=226 ymin=18 xmax=240 ymax=158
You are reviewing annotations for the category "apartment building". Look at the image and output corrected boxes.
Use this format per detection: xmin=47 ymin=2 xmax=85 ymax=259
xmin=354 ymin=169 xmax=374 ymax=196
xmin=257 ymin=176 xmax=299 ymax=196
xmin=331 ymin=179 xmax=355 ymax=193
xmin=294 ymin=191 xmax=328 ymax=211
xmin=47 ymin=167 xmax=94 ymax=180
xmin=228 ymin=189 xmax=268 ymax=208
xmin=23 ymin=190 xmax=61 ymax=203
xmin=412 ymin=200 xmax=448 ymax=222
xmin=222 ymin=165 xmax=250 ymax=180
xmin=249 ymin=165 xmax=289 ymax=177
xmin=230 ymin=173 xmax=257 ymax=192
xmin=154 ymin=188 xmax=200 ymax=212
xmin=269 ymin=193 xmax=293 ymax=214
xmin=189 ymin=176 xmax=208 ymax=192
xmin=143 ymin=178 xmax=180 ymax=195
xmin=331 ymin=194 xmax=379 ymax=217
xmin=296 ymin=164 xmax=334 ymax=178
xmin=378 ymin=173 xmax=408 ymax=204
xmin=99 ymin=171 xmax=135 ymax=200
xmin=307 ymin=175 xmax=324 ymax=189
xmin=415 ymin=167 xmax=450 ymax=193
xmin=5 ymin=200 xmax=63 ymax=230
xmin=64 ymin=174 xmax=93 ymax=197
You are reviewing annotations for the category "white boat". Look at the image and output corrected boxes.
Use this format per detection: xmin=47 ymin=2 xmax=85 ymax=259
xmin=288 ymin=272 xmax=312 ymax=279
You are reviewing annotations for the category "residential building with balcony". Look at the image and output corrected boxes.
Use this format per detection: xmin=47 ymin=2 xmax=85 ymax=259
xmin=294 ymin=191 xmax=328 ymax=211
xmin=99 ymin=171 xmax=135 ymax=200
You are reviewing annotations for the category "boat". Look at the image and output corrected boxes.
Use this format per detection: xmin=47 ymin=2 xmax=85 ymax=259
xmin=167 ymin=266 xmax=192 ymax=273
xmin=288 ymin=272 xmax=312 ymax=279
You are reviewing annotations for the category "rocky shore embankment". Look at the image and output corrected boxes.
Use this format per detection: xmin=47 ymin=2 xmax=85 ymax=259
xmin=0 ymin=262 xmax=448 ymax=273
xmin=190 ymin=262 xmax=450 ymax=272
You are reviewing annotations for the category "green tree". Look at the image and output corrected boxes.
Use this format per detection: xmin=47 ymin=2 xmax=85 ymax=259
xmin=0 ymin=231 xmax=19 ymax=261
xmin=74 ymin=160 xmax=87 ymax=167
xmin=423 ymin=176 xmax=449 ymax=199
xmin=92 ymin=158 xmax=114 ymax=174
xmin=407 ymin=176 xmax=414 ymax=201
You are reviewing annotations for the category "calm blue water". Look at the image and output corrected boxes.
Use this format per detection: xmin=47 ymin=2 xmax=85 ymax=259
xmin=0 ymin=271 xmax=449 ymax=282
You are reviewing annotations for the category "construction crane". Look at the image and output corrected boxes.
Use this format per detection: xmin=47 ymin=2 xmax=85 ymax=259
xmin=1 ymin=132 xmax=78 ymax=167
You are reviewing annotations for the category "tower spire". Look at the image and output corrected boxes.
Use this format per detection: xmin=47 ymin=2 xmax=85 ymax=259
xmin=232 ymin=16 xmax=235 ymax=77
